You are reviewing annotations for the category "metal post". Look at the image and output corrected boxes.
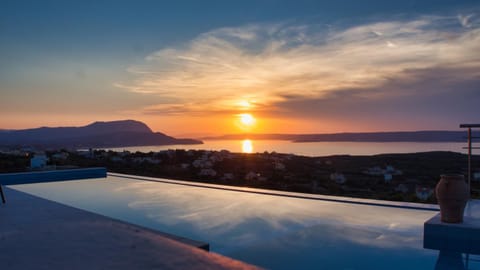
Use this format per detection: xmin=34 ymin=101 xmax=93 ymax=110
xmin=0 ymin=185 xmax=5 ymax=204
xmin=467 ymin=127 xmax=472 ymax=198
xmin=460 ymin=124 xmax=478 ymax=199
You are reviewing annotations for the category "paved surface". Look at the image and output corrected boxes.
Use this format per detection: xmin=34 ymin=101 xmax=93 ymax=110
xmin=0 ymin=187 xmax=260 ymax=270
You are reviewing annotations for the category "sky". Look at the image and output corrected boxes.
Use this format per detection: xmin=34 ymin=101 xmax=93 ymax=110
xmin=1 ymin=0 xmax=479 ymax=136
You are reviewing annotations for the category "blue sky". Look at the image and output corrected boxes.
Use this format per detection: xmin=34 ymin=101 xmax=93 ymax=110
xmin=1 ymin=0 xmax=479 ymax=135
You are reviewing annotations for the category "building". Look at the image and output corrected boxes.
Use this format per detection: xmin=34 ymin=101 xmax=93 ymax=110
xmin=51 ymin=152 xmax=69 ymax=161
xmin=415 ymin=186 xmax=434 ymax=201
xmin=221 ymin=173 xmax=234 ymax=181
xmin=245 ymin=171 xmax=260 ymax=181
xmin=474 ymin=172 xmax=480 ymax=181
xmin=274 ymin=162 xmax=286 ymax=171
xmin=199 ymin=168 xmax=217 ymax=177
xmin=330 ymin=172 xmax=346 ymax=184
xmin=30 ymin=154 xmax=48 ymax=169
xmin=365 ymin=165 xmax=403 ymax=176
xmin=365 ymin=166 xmax=383 ymax=176
xmin=384 ymin=173 xmax=393 ymax=183
xmin=132 ymin=157 xmax=161 ymax=164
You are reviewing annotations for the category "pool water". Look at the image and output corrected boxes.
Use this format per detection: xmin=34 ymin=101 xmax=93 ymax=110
xmin=11 ymin=174 xmax=443 ymax=269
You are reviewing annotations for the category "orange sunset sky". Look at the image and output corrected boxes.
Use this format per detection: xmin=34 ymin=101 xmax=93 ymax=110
xmin=1 ymin=1 xmax=479 ymax=137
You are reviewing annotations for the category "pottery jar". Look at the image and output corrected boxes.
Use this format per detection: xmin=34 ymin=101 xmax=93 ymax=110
xmin=435 ymin=174 xmax=469 ymax=223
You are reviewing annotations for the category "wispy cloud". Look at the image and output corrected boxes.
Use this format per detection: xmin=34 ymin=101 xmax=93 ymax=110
xmin=117 ymin=14 xmax=480 ymax=118
xmin=458 ymin=14 xmax=475 ymax=28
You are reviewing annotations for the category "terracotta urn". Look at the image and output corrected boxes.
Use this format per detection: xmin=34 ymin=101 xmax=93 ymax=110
xmin=435 ymin=174 xmax=469 ymax=223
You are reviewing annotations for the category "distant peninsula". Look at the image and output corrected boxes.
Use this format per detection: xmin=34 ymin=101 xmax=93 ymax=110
xmin=204 ymin=130 xmax=472 ymax=142
xmin=0 ymin=120 xmax=202 ymax=149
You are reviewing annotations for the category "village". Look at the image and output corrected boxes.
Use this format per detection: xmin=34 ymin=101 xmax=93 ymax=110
xmin=1 ymin=148 xmax=479 ymax=204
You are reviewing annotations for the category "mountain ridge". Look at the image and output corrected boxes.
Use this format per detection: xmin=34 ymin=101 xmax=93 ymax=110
xmin=0 ymin=120 xmax=202 ymax=148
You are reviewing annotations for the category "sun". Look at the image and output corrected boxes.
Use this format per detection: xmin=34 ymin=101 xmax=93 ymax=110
xmin=234 ymin=113 xmax=257 ymax=132
xmin=239 ymin=113 xmax=255 ymax=126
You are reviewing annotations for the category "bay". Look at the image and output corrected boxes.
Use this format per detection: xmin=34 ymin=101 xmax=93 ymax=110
xmin=103 ymin=140 xmax=467 ymax=156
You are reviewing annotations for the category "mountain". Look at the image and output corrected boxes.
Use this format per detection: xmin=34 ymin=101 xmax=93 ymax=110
xmin=0 ymin=120 xmax=202 ymax=148
xmin=204 ymin=130 xmax=472 ymax=142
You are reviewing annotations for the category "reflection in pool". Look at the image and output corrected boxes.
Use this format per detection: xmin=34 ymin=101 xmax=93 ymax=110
xmin=12 ymin=174 xmax=440 ymax=269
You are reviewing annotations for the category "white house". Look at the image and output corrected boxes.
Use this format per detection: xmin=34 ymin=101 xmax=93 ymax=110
xmin=51 ymin=152 xmax=68 ymax=161
xmin=365 ymin=166 xmax=383 ymax=176
xmin=384 ymin=173 xmax=393 ymax=183
xmin=245 ymin=171 xmax=260 ymax=181
xmin=199 ymin=168 xmax=217 ymax=177
xmin=385 ymin=165 xmax=396 ymax=173
xmin=192 ymin=158 xmax=213 ymax=169
xmin=221 ymin=173 xmax=234 ymax=181
xmin=415 ymin=186 xmax=433 ymax=201
xmin=474 ymin=172 xmax=480 ymax=181
xmin=365 ymin=165 xmax=403 ymax=176
xmin=30 ymin=154 xmax=48 ymax=169
xmin=274 ymin=162 xmax=286 ymax=171
xmin=330 ymin=173 xmax=346 ymax=184
xmin=209 ymin=152 xmax=224 ymax=162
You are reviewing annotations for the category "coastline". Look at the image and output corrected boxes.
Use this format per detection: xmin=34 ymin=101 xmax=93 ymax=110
xmin=101 ymin=140 xmax=467 ymax=157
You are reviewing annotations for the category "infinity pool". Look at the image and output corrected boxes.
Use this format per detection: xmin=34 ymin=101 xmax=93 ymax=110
xmin=11 ymin=174 xmax=444 ymax=269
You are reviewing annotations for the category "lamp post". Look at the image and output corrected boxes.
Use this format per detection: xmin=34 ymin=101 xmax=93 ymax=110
xmin=460 ymin=123 xmax=480 ymax=199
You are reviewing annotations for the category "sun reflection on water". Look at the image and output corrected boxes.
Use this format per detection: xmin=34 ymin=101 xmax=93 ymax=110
xmin=242 ymin=139 xmax=253 ymax=153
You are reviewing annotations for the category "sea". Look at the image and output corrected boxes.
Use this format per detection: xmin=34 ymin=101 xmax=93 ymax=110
xmin=103 ymin=140 xmax=467 ymax=157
